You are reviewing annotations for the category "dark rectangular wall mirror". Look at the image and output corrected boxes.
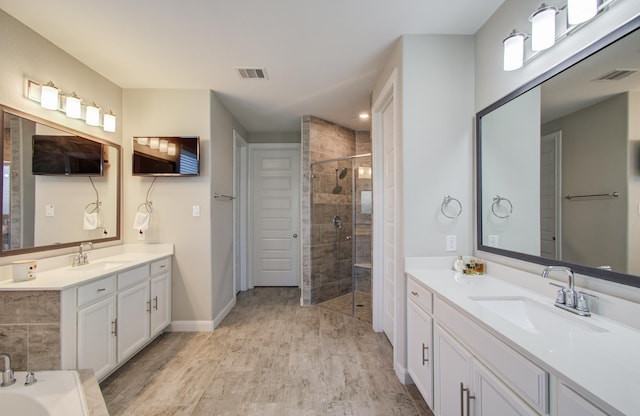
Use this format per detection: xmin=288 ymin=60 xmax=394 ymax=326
xmin=1 ymin=106 xmax=121 ymax=255
xmin=476 ymin=16 xmax=640 ymax=288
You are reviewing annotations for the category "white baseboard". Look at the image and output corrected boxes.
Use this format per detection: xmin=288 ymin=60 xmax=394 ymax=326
xmin=395 ymin=363 xmax=411 ymax=385
xmin=168 ymin=320 xmax=214 ymax=332
xmin=213 ymin=296 xmax=236 ymax=328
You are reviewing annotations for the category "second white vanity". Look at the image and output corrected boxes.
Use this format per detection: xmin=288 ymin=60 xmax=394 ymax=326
xmin=0 ymin=244 xmax=174 ymax=381
xmin=406 ymin=257 xmax=640 ymax=416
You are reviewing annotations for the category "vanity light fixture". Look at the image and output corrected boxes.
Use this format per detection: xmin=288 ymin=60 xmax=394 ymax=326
xmin=568 ymin=0 xmax=598 ymax=24
xmin=530 ymin=4 xmax=558 ymax=51
xmin=65 ymin=93 xmax=82 ymax=119
xmin=358 ymin=166 xmax=372 ymax=179
xmin=503 ymin=30 xmax=527 ymax=71
xmin=167 ymin=143 xmax=176 ymax=156
xmin=359 ymin=112 xmax=370 ymax=120
xmin=159 ymin=139 xmax=169 ymax=153
xmin=503 ymin=0 xmax=617 ymax=71
xmin=149 ymin=137 xmax=160 ymax=150
xmin=103 ymin=110 xmax=116 ymax=132
xmin=85 ymin=103 xmax=101 ymax=126
xmin=137 ymin=137 xmax=149 ymax=146
xmin=25 ymin=79 xmax=117 ymax=132
xmin=40 ymin=81 xmax=59 ymax=110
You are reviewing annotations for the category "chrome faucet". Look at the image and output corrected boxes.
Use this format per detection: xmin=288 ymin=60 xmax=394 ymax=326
xmin=0 ymin=353 xmax=15 ymax=387
xmin=542 ymin=266 xmax=596 ymax=316
xmin=73 ymin=241 xmax=93 ymax=267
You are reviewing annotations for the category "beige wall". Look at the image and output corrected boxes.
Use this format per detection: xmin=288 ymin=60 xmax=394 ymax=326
xmin=0 ymin=9 xmax=123 ymax=262
xmin=627 ymin=91 xmax=640 ymax=275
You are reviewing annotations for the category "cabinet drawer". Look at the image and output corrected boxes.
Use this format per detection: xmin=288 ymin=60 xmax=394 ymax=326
xmin=150 ymin=258 xmax=170 ymax=276
xmin=77 ymin=275 xmax=115 ymax=308
xmin=434 ymin=296 xmax=549 ymax=414
xmin=407 ymin=277 xmax=433 ymax=314
xmin=117 ymin=265 xmax=149 ymax=290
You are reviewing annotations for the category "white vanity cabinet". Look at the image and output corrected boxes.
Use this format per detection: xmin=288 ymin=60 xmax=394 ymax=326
xmin=76 ymin=275 xmax=117 ymax=381
xmin=64 ymin=256 xmax=172 ymax=381
xmin=407 ymin=278 xmax=434 ymax=408
xmin=557 ymin=383 xmax=609 ymax=416
xmin=149 ymin=258 xmax=171 ymax=336
xmin=408 ymin=274 xmax=548 ymax=416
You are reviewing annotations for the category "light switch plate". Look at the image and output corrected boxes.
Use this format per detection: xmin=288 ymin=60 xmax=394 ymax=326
xmin=446 ymin=235 xmax=457 ymax=252
xmin=45 ymin=204 xmax=54 ymax=217
xmin=192 ymin=205 xmax=200 ymax=217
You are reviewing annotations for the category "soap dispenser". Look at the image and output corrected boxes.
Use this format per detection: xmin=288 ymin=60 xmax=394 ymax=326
xmin=453 ymin=256 xmax=464 ymax=273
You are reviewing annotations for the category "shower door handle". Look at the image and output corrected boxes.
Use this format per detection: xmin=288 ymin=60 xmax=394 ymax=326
xmin=292 ymin=233 xmax=298 ymax=238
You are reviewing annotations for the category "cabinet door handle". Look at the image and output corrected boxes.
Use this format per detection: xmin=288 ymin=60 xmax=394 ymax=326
xmin=153 ymin=296 xmax=158 ymax=311
xmin=111 ymin=319 xmax=117 ymax=336
xmin=460 ymin=383 xmax=475 ymax=416
xmin=97 ymin=288 xmax=106 ymax=292
xmin=422 ymin=343 xmax=429 ymax=365
xmin=411 ymin=291 xmax=419 ymax=297
xmin=146 ymin=300 xmax=151 ymax=313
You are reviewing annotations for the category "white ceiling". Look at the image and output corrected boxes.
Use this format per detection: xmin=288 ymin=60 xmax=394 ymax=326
xmin=0 ymin=0 xmax=505 ymax=133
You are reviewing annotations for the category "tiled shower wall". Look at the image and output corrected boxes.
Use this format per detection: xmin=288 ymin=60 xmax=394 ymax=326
xmin=0 ymin=290 xmax=61 ymax=371
xmin=301 ymin=116 xmax=371 ymax=305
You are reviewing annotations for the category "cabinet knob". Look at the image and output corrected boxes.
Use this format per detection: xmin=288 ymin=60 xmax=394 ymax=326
xmin=411 ymin=291 xmax=419 ymax=297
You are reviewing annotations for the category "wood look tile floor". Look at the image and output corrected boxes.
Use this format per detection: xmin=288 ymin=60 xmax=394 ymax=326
xmin=100 ymin=287 xmax=433 ymax=416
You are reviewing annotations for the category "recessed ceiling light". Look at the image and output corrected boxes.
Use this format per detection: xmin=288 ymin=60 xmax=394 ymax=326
xmin=359 ymin=112 xmax=370 ymax=119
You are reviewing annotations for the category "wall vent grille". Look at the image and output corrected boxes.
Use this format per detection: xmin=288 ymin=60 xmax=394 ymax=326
xmin=593 ymin=69 xmax=638 ymax=81
xmin=235 ymin=67 xmax=268 ymax=79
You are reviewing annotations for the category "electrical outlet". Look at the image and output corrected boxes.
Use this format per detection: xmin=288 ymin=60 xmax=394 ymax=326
xmin=446 ymin=235 xmax=457 ymax=252
xmin=137 ymin=230 xmax=145 ymax=241
xmin=45 ymin=204 xmax=54 ymax=217
xmin=192 ymin=205 xmax=200 ymax=217
xmin=488 ymin=235 xmax=499 ymax=247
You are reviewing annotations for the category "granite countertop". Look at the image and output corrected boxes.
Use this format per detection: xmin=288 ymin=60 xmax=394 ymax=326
xmin=79 ymin=369 xmax=109 ymax=416
xmin=406 ymin=266 xmax=640 ymax=416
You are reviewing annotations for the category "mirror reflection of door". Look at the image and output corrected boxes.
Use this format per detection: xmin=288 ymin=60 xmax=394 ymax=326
xmin=540 ymin=131 xmax=562 ymax=260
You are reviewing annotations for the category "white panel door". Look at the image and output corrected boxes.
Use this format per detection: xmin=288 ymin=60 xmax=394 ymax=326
xmin=407 ymin=300 xmax=433 ymax=408
xmin=250 ymin=146 xmax=301 ymax=286
xmin=150 ymin=273 xmax=171 ymax=336
xmin=117 ymin=281 xmax=150 ymax=362
xmin=382 ymin=97 xmax=396 ymax=344
xmin=434 ymin=325 xmax=472 ymax=416
xmin=540 ymin=131 xmax=562 ymax=260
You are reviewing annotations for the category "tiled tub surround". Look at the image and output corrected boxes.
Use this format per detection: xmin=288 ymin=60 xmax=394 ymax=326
xmin=0 ymin=244 xmax=173 ymax=374
xmin=0 ymin=290 xmax=60 ymax=371
xmin=406 ymin=257 xmax=640 ymax=415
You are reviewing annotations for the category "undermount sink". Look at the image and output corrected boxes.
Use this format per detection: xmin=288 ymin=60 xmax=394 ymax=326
xmin=68 ymin=261 xmax=129 ymax=272
xmin=469 ymin=296 xmax=608 ymax=335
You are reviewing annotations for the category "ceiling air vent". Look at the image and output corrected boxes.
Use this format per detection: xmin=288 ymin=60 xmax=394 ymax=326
xmin=592 ymin=69 xmax=638 ymax=81
xmin=235 ymin=67 xmax=268 ymax=80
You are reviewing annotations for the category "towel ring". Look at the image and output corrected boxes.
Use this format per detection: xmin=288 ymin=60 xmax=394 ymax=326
xmin=491 ymin=195 xmax=513 ymax=218
xmin=441 ymin=195 xmax=462 ymax=219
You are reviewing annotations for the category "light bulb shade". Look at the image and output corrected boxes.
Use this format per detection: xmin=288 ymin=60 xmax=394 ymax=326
xmin=40 ymin=82 xmax=59 ymax=110
xmin=503 ymin=31 xmax=526 ymax=71
xmin=167 ymin=143 xmax=176 ymax=156
xmin=149 ymin=137 xmax=160 ymax=150
xmin=159 ymin=139 xmax=168 ymax=153
xmin=137 ymin=137 xmax=149 ymax=145
xmin=65 ymin=94 xmax=82 ymax=119
xmin=103 ymin=111 xmax=116 ymax=132
xmin=567 ymin=0 xmax=598 ymax=25
xmin=85 ymin=104 xmax=101 ymax=126
xmin=531 ymin=6 xmax=557 ymax=51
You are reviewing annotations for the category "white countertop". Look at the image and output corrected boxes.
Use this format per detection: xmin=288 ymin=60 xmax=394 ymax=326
xmin=0 ymin=244 xmax=173 ymax=291
xmin=406 ymin=266 xmax=640 ymax=416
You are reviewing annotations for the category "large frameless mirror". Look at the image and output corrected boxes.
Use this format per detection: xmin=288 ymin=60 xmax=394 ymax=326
xmin=1 ymin=106 xmax=121 ymax=256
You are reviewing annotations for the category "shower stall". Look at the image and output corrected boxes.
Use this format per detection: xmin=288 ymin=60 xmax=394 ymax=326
xmin=309 ymin=153 xmax=372 ymax=322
